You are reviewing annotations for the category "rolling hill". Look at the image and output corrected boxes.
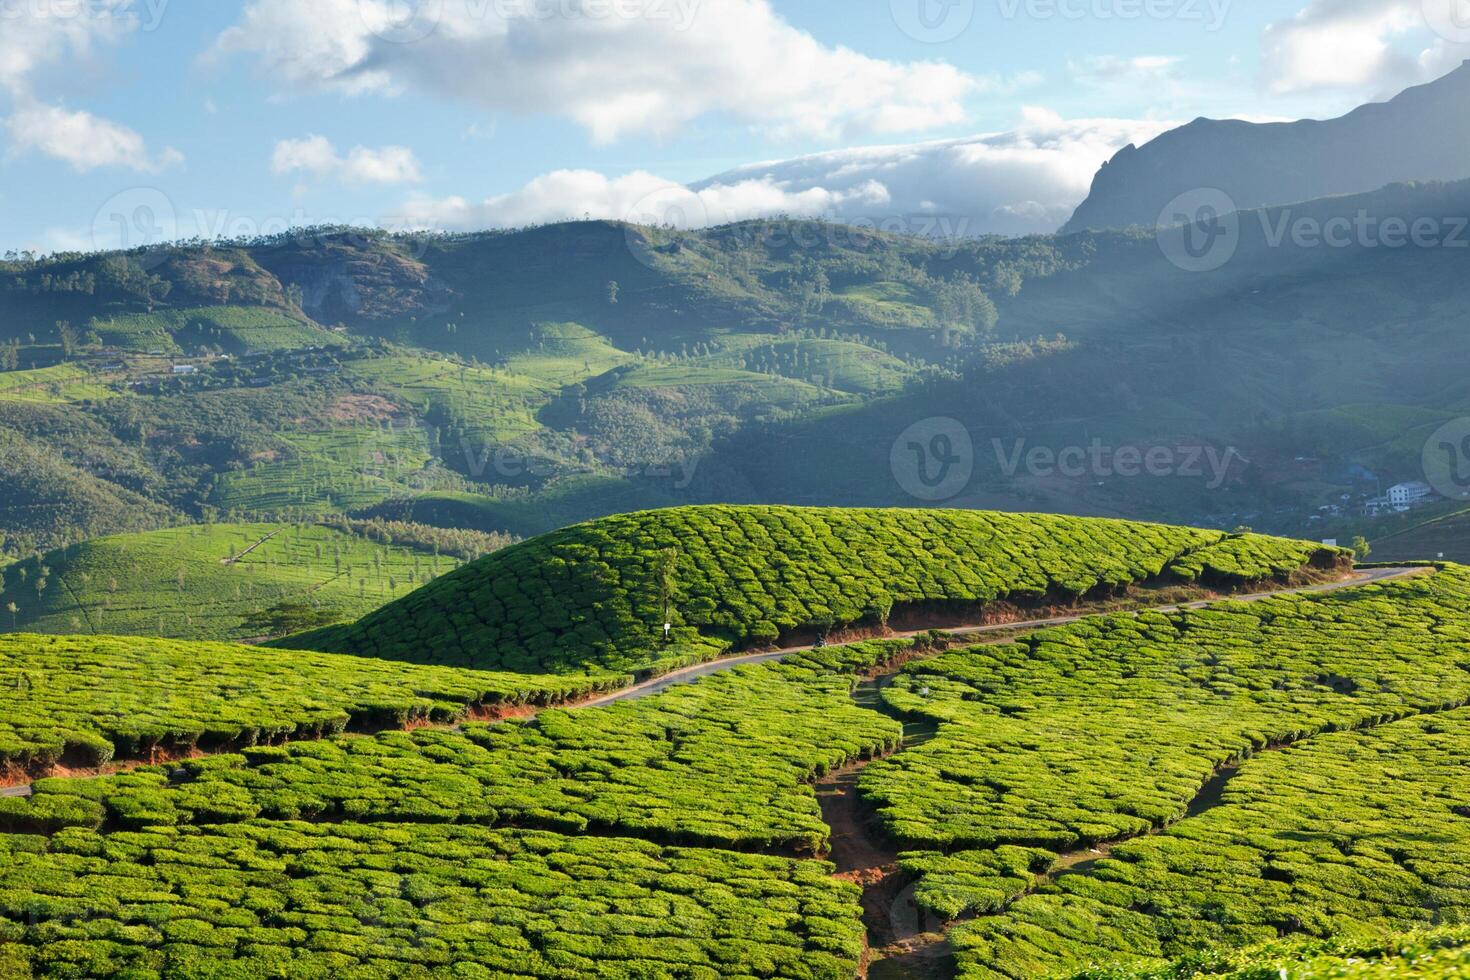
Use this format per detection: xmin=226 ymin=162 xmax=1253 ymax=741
xmin=4 ymin=177 xmax=1470 ymax=554
xmin=0 ymin=521 xmax=509 ymax=642
xmin=279 ymin=505 xmax=1345 ymax=676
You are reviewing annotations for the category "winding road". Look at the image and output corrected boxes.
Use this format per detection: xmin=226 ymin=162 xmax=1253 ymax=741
xmin=0 ymin=566 xmax=1426 ymax=800
xmin=579 ymin=565 xmax=1424 ymax=708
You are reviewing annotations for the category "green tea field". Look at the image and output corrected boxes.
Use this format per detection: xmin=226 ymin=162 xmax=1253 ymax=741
xmin=0 ymin=522 xmax=506 ymax=642
xmin=0 ymin=506 xmax=1457 ymax=980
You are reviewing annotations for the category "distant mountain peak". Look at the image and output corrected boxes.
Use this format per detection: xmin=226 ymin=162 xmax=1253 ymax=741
xmin=1061 ymin=64 xmax=1470 ymax=234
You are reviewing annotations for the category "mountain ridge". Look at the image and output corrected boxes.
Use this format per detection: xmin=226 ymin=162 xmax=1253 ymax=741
xmin=1062 ymin=61 xmax=1470 ymax=233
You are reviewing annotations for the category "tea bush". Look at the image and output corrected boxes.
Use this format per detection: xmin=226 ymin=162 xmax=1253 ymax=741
xmin=0 ymin=822 xmax=865 ymax=979
xmin=955 ymin=709 xmax=1470 ymax=978
xmin=11 ymin=640 xmax=914 ymax=853
xmin=1063 ymin=926 xmax=1470 ymax=979
xmin=0 ymin=633 xmax=622 ymax=770
xmin=861 ymin=568 xmax=1470 ymax=855
xmin=284 ymin=505 xmax=1339 ymax=675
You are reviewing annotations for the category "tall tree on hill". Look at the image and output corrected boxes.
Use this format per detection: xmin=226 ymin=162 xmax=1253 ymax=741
xmin=57 ymin=321 xmax=80 ymax=359
xmin=658 ymin=547 xmax=678 ymax=640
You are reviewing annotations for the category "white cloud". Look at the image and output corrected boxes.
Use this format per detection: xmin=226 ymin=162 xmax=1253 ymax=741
xmin=395 ymin=169 xmax=893 ymax=232
xmin=0 ymin=2 xmax=181 ymax=172
xmin=215 ymin=0 xmax=997 ymax=142
xmin=5 ymin=100 xmax=181 ymax=173
xmin=272 ymin=135 xmax=423 ymax=184
xmin=1261 ymin=0 xmax=1470 ymax=96
xmin=393 ymin=111 xmax=1173 ymax=238
xmin=1069 ymin=55 xmax=1184 ymax=85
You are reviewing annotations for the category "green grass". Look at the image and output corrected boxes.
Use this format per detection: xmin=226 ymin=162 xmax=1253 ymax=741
xmin=87 ymin=307 xmax=341 ymax=354
xmin=0 ymin=633 xmax=622 ymax=770
xmin=0 ymin=364 xmax=114 ymax=404
xmin=0 ymin=824 xmax=864 ymax=978
xmin=699 ymin=335 xmax=917 ymax=395
xmin=499 ymin=320 xmax=633 ymax=384
xmin=208 ymin=427 xmax=437 ymax=516
xmin=282 ymin=505 xmax=1342 ymax=676
xmin=830 ymin=281 xmax=935 ymax=328
xmin=341 ymin=351 xmax=548 ymax=448
xmin=0 ymin=523 xmax=467 ymax=642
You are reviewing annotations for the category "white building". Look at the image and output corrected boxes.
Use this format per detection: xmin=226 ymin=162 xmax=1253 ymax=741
xmin=171 ymin=364 xmax=198 ymax=376
xmin=1386 ymin=481 xmax=1434 ymax=509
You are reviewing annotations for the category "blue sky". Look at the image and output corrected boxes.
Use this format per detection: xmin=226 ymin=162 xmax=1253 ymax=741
xmin=2 ymin=0 xmax=1466 ymax=252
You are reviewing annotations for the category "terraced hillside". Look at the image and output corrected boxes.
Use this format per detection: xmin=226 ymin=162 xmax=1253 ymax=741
xmin=0 ymin=521 xmax=508 ymax=642
xmin=0 ymin=565 xmax=1461 ymax=979
xmin=282 ymin=506 xmax=1345 ymax=675
xmin=0 ymin=633 xmax=620 ymax=774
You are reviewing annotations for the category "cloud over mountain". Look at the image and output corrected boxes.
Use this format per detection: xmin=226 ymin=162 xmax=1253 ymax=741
xmin=397 ymin=110 xmax=1171 ymax=238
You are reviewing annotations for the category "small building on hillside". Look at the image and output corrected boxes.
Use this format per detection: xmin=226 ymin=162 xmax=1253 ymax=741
xmin=1387 ymin=481 xmax=1434 ymax=508
xmin=1364 ymin=480 xmax=1437 ymax=515
xmin=171 ymin=364 xmax=198 ymax=376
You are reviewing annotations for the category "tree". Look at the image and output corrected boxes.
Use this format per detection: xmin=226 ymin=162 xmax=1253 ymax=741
xmin=241 ymin=602 xmax=345 ymax=638
xmin=6 ymin=602 xmax=16 ymax=631
xmin=607 ymin=280 xmax=620 ymax=305
xmin=57 ymin=320 xmax=80 ymax=358
xmin=1351 ymin=535 xmax=1373 ymax=560
xmin=658 ymin=547 xmax=679 ymax=640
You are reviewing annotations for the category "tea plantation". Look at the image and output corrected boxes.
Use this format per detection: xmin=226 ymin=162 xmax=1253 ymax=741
xmin=955 ymin=708 xmax=1470 ymax=977
xmin=5 ymin=639 xmax=915 ymax=852
xmin=1064 ymin=928 xmax=1470 ymax=979
xmin=0 ymin=634 xmax=622 ymax=771
xmin=283 ymin=506 xmax=1343 ymax=675
xmin=0 ymin=523 xmax=480 ymax=643
xmin=0 ymin=507 xmax=1452 ymax=980
xmin=832 ymin=565 xmax=1470 ymax=977
xmin=0 ymin=824 xmax=864 ymax=979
